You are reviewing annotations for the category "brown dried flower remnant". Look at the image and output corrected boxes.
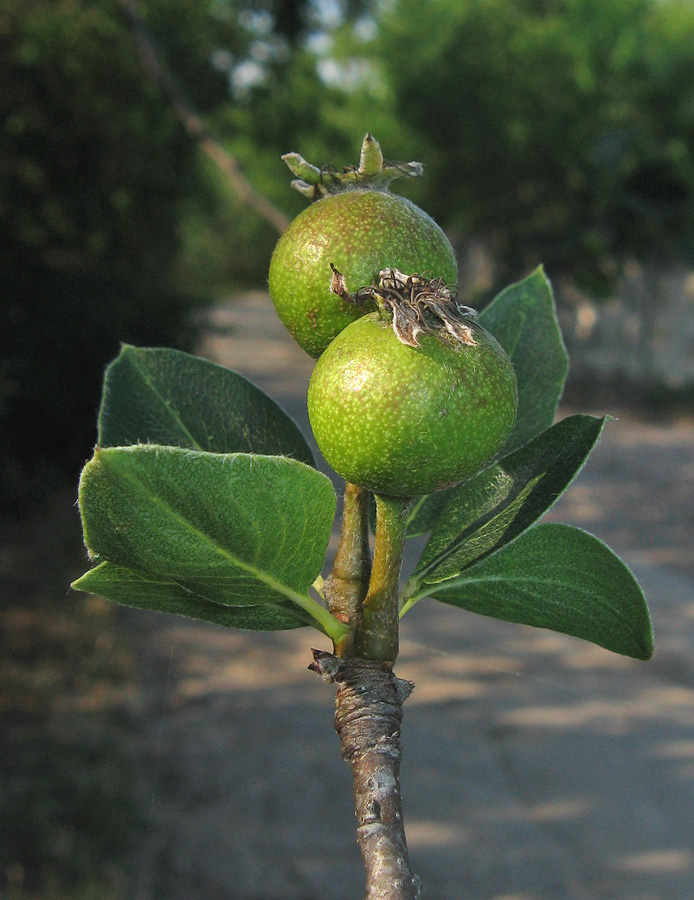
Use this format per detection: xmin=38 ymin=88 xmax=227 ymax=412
xmin=330 ymin=265 xmax=478 ymax=348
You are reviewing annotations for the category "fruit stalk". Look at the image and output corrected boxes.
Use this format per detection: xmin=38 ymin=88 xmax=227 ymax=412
xmin=354 ymin=495 xmax=411 ymax=663
xmin=325 ymin=482 xmax=372 ymax=657
xmin=309 ymin=651 xmax=420 ymax=900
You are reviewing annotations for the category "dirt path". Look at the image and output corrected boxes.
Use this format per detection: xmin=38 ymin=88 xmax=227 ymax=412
xmin=108 ymin=293 xmax=694 ymax=900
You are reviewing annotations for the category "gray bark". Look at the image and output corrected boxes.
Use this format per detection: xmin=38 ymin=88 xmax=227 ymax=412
xmin=310 ymin=651 xmax=421 ymax=900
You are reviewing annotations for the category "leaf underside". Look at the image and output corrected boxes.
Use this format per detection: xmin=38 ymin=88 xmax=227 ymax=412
xmin=74 ymin=563 xmax=305 ymax=630
xmin=412 ymin=414 xmax=607 ymax=583
xmin=414 ymin=523 xmax=654 ymax=660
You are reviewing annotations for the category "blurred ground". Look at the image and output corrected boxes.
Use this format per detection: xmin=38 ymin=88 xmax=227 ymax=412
xmin=2 ymin=292 xmax=693 ymax=900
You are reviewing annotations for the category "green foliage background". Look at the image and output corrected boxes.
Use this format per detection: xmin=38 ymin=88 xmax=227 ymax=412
xmin=1 ymin=0 xmax=201 ymax=506
xmin=3 ymin=0 xmax=694 ymax=506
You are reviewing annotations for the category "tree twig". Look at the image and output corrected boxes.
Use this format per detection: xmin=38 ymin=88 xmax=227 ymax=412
xmin=118 ymin=0 xmax=290 ymax=234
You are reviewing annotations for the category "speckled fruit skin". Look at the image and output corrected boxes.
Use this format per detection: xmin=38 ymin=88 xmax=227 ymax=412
xmin=268 ymin=190 xmax=458 ymax=359
xmin=307 ymin=313 xmax=518 ymax=498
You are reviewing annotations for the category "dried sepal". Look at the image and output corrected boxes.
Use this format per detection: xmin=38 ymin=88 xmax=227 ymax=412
xmin=330 ymin=266 xmax=478 ymax=348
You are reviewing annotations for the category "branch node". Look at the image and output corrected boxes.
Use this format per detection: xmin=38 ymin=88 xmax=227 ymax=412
xmin=308 ymin=648 xmax=342 ymax=681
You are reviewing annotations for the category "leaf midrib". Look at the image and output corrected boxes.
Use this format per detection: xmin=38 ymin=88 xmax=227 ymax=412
xmin=98 ymin=452 xmax=342 ymax=636
xmin=131 ymin=352 xmax=202 ymax=450
xmin=417 ymin=572 xmax=639 ymax=632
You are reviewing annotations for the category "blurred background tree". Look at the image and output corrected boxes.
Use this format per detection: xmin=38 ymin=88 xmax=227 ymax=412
xmin=2 ymin=0 xmax=694 ymax=508
xmin=2 ymin=3 xmax=694 ymax=893
xmin=1 ymin=0 xmax=200 ymax=506
xmin=197 ymin=0 xmax=694 ymax=284
xmin=364 ymin=0 xmax=694 ymax=294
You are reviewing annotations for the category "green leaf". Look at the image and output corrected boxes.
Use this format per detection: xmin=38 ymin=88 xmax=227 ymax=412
xmin=74 ymin=445 xmax=345 ymax=638
xmin=406 ymin=523 xmax=653 ymax=660
xmin=98 ymin=345 xmax=314 ymax=465
xmin=73 ymin=562 xmax=306 ymax=631
xmin=406 ymin=415 xmax=607 ymax=588
xmin=479 ymin=266 xmax=569 ymax=454
xmin=406 ymin=490 xmax=451 ymax=538
xmin=406 ymin=267 xmax=568 ymax=536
